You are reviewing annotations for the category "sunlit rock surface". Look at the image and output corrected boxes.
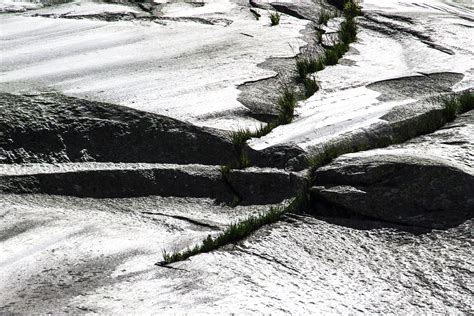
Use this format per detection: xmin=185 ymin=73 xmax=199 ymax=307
xmin=312 ymin=111 xmax=474 ymax=229
xmin=0 ymin=0 xmax=473 ymax=313
xmin=249 ymin=0 xmax=473 ymax=161
xmin=0 ymin=0 xmax=308 ymax=130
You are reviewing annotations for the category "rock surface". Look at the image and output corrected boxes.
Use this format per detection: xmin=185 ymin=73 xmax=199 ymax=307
xmin=0 ymin=0 xmax=473 ymax=313
xmin=0 ymin=92 xmax=235 ymax=165
xmin=0 ymin=195 xmax=471 ymax=313
xmin=311 ymin=111 xmax=474 ymax=229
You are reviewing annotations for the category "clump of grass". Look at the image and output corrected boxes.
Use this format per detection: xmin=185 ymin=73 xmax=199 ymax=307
xmin=250 ymin=8 xmax=261 ymax=20
xmin=343 ymin=0 xmax=362 ymax=19
xmin=304 ymin=77 xmax=319 ymax=98
xmin=324 ymin=43 xmax=349 ymax=65
xmin=340 ymin=18 xmax=357 ymax=44
xmin=158 ymin=192 xmax=310 ymax=265
xmin=318 ymin=10 xmax=332 ymax=25
xmin=277 ymin=85 xmax=297 ymax=124
xmin=296 ymin=57 xmax=325 ymax=80
xmin=230 ymin=128 xmax=254 ymax=148
xmin=270 ymin=12 xmax=281 ymax=26
xmin=296 ymin=58 xmax=311 ymax=80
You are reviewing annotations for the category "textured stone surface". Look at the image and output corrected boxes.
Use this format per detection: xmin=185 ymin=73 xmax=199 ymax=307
xmin=311 ymin=111 xmax=474 ymax=228
xmin=227 ymin=167 xmax=307 ymax=205
xmin=0 ymin=92 xmax=235 ymax=165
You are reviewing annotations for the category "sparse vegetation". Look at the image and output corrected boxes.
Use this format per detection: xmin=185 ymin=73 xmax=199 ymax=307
xmin=340 ymin=18 xmax=357 ymax=44
xmin=158 ymin=192 xmax=310 ymax=265
xmin=296 ymin=57 xmax=324 ymax=81
xmin=277 ymin=85 xmax=297 ymax=124
xmin=270 ymin=12 xmax=281 ymax=26
xmin=318 ymin=10 xmax=332 ymax=25
xmin=343 ymin=0 xmax=362 ymax=19
xmin=304 ymin=77 xmax=319 ymax=98
xmin=230 ymin=128 xmax=254 ymax=148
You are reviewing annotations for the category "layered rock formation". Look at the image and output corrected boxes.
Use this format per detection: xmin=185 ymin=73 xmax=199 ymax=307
xmin=0 ymin=0 xmax=473 ymax=313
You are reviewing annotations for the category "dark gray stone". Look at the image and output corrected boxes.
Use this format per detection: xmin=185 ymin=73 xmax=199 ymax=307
xmin=0 ymin=92 xmax=235 ymax=165
xmin=227 ymin=167 xmax=307 ymax=205
xmin=310 ymin=111 xmax=474 ymax=228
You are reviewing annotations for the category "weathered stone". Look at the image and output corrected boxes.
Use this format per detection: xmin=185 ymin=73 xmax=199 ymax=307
xmin=0 ymin=93 xmax=235 ymax=165
xmin=227 ymin=167 xmax=307 ymax=205
xmin=311 ymin=111 xmax=474 ymax=229
xmin=0 ymin=163 xmax=235 ymax=202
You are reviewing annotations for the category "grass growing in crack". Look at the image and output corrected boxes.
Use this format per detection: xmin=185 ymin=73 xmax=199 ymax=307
xmin=226 ymin=86 xmax=297 ymax=169
xmin=158 ymin=192 xmax=310 ymax=265
xmin=343 ymin=0 xmax=362 ymax=19
xmin=318 ymin=10 xmax=332 ymax=25
xmin=270 ymin=12 xmax=281 ymax=26
xmin=324 ymin=43 xmax=349 ymax=65
xmin=277 ymin=85 xmax=297 ymax=124
xmin=340 ymin=18 xmax=357 ymax=44
xmin=304 ymin=77 xmax=319 ymax=98
xmin=296 ymin=57 xmax=325 ymax=81
xmin=230 ymin=128 xmax=254 ymax=148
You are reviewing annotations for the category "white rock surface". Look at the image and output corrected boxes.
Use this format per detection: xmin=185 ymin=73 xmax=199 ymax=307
xmin=0 ymin=0 xmax=308 ymax=130
xmin=249 ymin=0 xmax=474 ymax=151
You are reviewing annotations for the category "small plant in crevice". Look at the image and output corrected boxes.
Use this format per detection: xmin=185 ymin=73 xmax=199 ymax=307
xmin=343 ymin=0 xmax=362 ymax=19
xmin=296 ymin=57 xmax=324 ymax=81
xmin=230 ymin=128 xmax=254 ymax=149
xmin=277 ymin=85 xmax=297 ymax=124
xmin=303 ymin=77 xmax=319 ymax=98
xmin=443 ymin=96 xmax=459 ymax=122
xmin=270 ymin=12 xmax=281 ymax=26
xmin=323 ymin=43 xmax=349 ymax=65
xmin=318 ymin=10 xmax=332 ymax=25
xmin=157 ymin=191 xmax=311 ymax=266
xmin=340 ymin=18 xmax=357 ymax=44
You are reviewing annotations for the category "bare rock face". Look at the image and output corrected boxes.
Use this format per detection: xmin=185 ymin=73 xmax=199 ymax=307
xmin=311 ymin=111 xmax=474 ymax=229
xmin=0 ymin=93 xmax=235 ymax=165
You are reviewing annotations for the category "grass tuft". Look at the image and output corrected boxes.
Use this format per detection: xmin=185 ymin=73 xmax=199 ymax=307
xmin=158 ymin=192 xmax=311 ymax=265
xmin=277 ymin=85 xmax=297 ymax=124
xmin=303 ymin=77 xmax=319 ymax=98
xmin=270 ymin=12 xmax=281 ymax=26
xmin=318 ymin=10 xmax=332 ymax=25
xmin=230 ymin=128 xmax=253 ymax=148
xmin=340 ymin=18 xmax=357 ymax=44
xmin=343 ymin=1 xmax=362 ymax=19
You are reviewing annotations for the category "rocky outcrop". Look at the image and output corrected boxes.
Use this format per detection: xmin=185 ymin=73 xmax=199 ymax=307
xmin=0 ymin=162 xmax=305 ymax=205
xmin=0 ymin=163 xmax=235 ymax=201
xmin=0 ymin=93 xmax=235 ymax=165
xmin=227 ymin=167 xmax=307 ymax=205
xmin=311 ymin=111 xmax=474 ymax=229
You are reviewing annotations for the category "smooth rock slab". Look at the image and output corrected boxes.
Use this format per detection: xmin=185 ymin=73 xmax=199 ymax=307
xmin=311 ymin=111 xmax=474 ymax=229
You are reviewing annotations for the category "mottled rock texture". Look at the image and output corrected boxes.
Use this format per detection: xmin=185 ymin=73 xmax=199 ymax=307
xmin=311 ymin=111 xmax=474 ymax=229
